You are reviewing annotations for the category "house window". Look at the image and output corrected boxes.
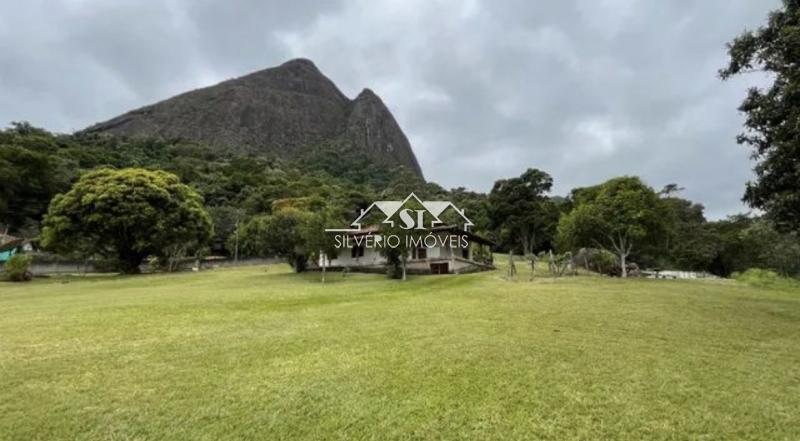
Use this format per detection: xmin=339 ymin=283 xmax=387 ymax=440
xmin=461 ymin=246 xmax=470 ymax=259
xmin=412 ymin=248 xmax=427 ymax=260
xmin=351 ymin=245 xmax=364 ymax=258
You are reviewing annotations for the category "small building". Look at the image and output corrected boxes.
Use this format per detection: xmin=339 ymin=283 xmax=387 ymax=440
xmin=320 ymin=225 xmax=494 ymax=275
xmin=0 ymin=233 xmax=26 ymax=263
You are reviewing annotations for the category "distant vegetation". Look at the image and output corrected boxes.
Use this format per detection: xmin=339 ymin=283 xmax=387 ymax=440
xmin=733 ymin=268 xmax=800 ymax=290
xmin=1 ymin=121 xmax=799 ymax=278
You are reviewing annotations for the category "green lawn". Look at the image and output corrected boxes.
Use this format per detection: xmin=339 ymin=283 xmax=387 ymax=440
xmin=1 ymin=263 xmax=799 ymax=440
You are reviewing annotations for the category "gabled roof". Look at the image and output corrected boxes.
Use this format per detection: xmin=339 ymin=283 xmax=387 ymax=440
xmin=0 ymin=234 xmax=24 ymax=253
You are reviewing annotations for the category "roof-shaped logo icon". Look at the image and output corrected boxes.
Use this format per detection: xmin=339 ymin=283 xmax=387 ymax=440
xmin=326 ymin=193 xmax=473 ymax=232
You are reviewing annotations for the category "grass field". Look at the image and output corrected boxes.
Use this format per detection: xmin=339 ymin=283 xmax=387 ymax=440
xmin=1 ymin=262 xmax=800 ymax=440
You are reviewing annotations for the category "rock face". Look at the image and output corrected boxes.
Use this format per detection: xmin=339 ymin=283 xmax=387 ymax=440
xmin=84 ymin=59 xmax=423 ymax=177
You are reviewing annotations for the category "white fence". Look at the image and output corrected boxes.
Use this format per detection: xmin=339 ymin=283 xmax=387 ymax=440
xmin=642 ymin=270 xmax=719 ymax=280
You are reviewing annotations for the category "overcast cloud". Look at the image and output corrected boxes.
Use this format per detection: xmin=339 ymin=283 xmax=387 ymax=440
xmin=0 ymin=0 xmax=780 ymax=218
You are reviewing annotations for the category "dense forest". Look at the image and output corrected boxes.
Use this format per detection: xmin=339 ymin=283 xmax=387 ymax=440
xmin=2 ymin=121 xmax=798 ymax=278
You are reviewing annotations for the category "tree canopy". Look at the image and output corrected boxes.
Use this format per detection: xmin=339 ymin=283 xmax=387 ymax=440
xmin=41 ymin=168 xmax=213 ymax=273
xmin=557 ymin=177 xmax=668 ymax=277
xmin=3 ymin=122 xmax=800 ymax=279
xmin=721 ymin=0 xmax=800 ymax=234
xmin=489 ymin=168 xmax=558 ymax=255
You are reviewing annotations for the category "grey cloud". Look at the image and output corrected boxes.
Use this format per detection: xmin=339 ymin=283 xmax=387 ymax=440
xmin=0 ymin=0 xmax=781 ymax=218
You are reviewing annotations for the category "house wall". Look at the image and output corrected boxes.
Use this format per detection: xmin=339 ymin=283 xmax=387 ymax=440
xmin=324 ymin=246 xmax=386 ymax=268
xmin=322 ymin=234 xmax=486 ymax=275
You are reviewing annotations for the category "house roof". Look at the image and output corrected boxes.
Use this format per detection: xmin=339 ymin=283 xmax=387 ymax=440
xmin=0 ymin=234 xmax=24 ymax=253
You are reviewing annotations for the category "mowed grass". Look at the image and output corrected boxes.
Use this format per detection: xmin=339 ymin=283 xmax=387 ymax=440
xmin=1 ymin=262 xmax=800 ymax=440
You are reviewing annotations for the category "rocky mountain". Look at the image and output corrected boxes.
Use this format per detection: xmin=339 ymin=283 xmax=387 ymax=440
xmin=84 ymin=59 xmax=423 ymax=177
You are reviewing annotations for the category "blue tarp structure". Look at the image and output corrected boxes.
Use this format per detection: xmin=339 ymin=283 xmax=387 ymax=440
xmin=0 ymin=234 xmax=24 ymax=263
xmin=0 ymin=248 xmax=17 ymax=263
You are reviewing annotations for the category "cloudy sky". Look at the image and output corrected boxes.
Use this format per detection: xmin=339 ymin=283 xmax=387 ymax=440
xmin=0 ymin=0 xmax=779 ymax=218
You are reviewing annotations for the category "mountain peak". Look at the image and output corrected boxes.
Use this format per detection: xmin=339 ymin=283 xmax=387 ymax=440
xmin=354 ymin=88 xmax=385 ymax=104
xmin=280 ymin=58 xmax=319 ymax=69
xmin=83 ymin=59 xmax=423 ymax=177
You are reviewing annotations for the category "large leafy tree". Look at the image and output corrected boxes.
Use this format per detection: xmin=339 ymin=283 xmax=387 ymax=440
xmin=708 ymin=215 xmax=800 ymax=277
xmin=208 ymin=205 xmax=245 ymax=255
xmin=489 ymin=168 xmax=557 ymax=255
xmin=238 ymin=208 xmax=311 ymax=271
xmin=41 ymin=168 xmax=213 ymax=274
xmin=660 ymin=195 xmax=721 ymax=271
xmin=300 ymin=207 xmax=343 ymax=283
xmin=379 ymin=221 xmax=415 ymax=281
xmin=0 ymin=124 xmax=73 ymax=232
xmin=448 ymin=187 xmax=491 ymax=233
xmin=557 ymin=177 xmax=668 ymax=277
xmin=721 ymin=0 xmax=800 ymax=233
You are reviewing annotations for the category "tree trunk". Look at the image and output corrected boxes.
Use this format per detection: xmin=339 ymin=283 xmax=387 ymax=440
xmin=401 ymin=255 xmax=407 ymax=281
xmin=607 ymin=234 xmax=632 ymax=279
xmin=234 ymin=220 xmax=240 ymax=264
xmin=321 ymin=255 xmax=326 ymax=284
xmin=521 ymin=230 xmax=535 ymax=257
xmin=529 ymin=256 xmax=535 ymax=281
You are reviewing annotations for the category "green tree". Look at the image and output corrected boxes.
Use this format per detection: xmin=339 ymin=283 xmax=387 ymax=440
xmin=709 ymin=216 xmax=800 ymax=277
xmin=660 ymin=196 xmax=721 ymax=271
xmin=208 ymin=206 xmax=245 ymax=256
xmin=238 ymin=208 xmax=311 ymax=271
xmin=300 ymin=208 xmax=341 ymax=283
xmin=489 ymin=168 xmax=557 ymax=255
xmin=0 ymin=140 xmax=71 ymax=231
xmin=379 ymin=222 xmax=414 ymax=280
xmin=41 ymin=168 xmax=213 ymax=274
xmin=449 ymin=187 xmax=491 ymax=232
xmin=721 ymin=1 xmax=800 ymax=234
xmin=557 ymin=177 xmax=668 ymax=277
xmin=373 ymin=196 xmax=433 ymax=281
xmin=739 ymin=220 xmax=800 ymax=277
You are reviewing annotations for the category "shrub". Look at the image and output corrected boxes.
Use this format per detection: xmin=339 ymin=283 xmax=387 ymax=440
xmin=4 ymin=254 xmax=33 ymax=282
xmin=573 ymin=248 xmax=618 ymax=276
xmin=732 ymin=268 xmax=799 ymax=289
